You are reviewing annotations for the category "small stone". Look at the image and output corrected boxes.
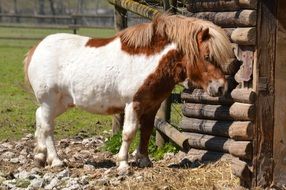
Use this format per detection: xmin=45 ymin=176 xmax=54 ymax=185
xmin=30 ymin=167 xmax=41 ymax=175
xmin=29 ymin=178 xmax=44 ymax=189
xmin=1 ymin=151 xmax=15 ymax=159
xmin=20 ymin=149 xmax=28 ymax=155
xmin=82 ymin=139 xmax=90 ymax=145
xmin=56 ymin=169 xmax=69 ymax=179
xmin=79 ymin=175 xmax=89 ymax=185
xmin=44 ymin=177 xmax=59 ymax=190
xmin=10 ymin=158 xmax=19 ymax=164
xmin=18 ymin=155 xmax=27 ymax=164
xmin=83 ymin=164 xmax=95 ymax=171
xmin=15 ymin=170 xmax=29 ymax=179
xmin=26 ymin=133 xmax=33 ymax=139
xmin=16 ymin=178 xmax=31 ymax=188
xmin=2 ymin=142 xmax=13 ymax=149
xmin=43 ymin=172 xmax=55 ymax=182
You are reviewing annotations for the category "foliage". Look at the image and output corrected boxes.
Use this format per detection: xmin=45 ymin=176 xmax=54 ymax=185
xmin=104 ymin=130 xmax=179 ymax=160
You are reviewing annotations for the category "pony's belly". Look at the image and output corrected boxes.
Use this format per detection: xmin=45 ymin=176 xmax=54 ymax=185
xmin=73 ymin=93 xmax=126 ymax=115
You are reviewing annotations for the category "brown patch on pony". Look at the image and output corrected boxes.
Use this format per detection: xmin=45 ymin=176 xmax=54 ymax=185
xmin=106 ymin=106 xmax=124 ymax=115
xmin=24 ymin=43 xmax=39 ymax=86
xmin=85 ymin=37 xmax=116 ymax=48
xmin=120 ymin=33 xmax=170 ymax=56
xmin=133 ymin=49 xmax=186 ymax=117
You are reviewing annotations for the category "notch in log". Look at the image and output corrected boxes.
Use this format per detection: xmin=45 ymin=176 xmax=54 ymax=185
xmin=180 ymin=117 xmax=253 ymax=141
xmin=182 ymin=102 xmax=255 ymax=121
xmin=183 ymin=132 xmax=252 ymax=160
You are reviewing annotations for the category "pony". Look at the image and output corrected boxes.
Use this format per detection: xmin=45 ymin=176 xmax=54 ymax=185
xmin=24 ymin=14 xmax=234 ymax=173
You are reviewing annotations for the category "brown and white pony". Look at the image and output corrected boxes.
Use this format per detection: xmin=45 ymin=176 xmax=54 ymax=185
xmin=24 ymin=14 xmax=234 ymax=173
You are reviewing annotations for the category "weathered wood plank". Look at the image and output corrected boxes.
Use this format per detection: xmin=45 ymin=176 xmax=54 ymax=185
xmin=184 ymin=10 xmax=257 ymax=27
xmin=184 ymin=132 xmax=252 ymax=159
xmin=182 ymin=102 xmax=255 ymax=121
xmin=253 ymin=0 xmax=277 ymax=187
xmin=273 ymin=0 xmax=286 ymax=187
xmin=187 ymin=0 xmax=257 ymax=12
xmin=180 ymin=117 xmax=253 ymax=141
xmin=156 ymin=97 xmax=171 ymax=147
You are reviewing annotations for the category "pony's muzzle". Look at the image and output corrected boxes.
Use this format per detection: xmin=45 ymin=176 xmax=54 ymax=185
xmin=207 ymin=79 xmax=227 ymax=97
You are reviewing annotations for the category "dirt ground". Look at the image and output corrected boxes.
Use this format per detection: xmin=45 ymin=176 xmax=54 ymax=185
xmin=0 ymin=134 xmax=240 ymax=190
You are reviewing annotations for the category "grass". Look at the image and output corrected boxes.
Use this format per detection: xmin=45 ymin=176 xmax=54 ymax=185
xmin=0 ymin=27 xmax=115 ymax=140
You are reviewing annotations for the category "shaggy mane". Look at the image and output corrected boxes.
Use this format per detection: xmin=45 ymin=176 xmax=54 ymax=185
xmin=119 ymin=14 xmax=233 ymax=72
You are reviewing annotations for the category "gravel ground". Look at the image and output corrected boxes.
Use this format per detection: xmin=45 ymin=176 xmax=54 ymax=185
xmin=0 ymin=134 xmax=239 ymax=190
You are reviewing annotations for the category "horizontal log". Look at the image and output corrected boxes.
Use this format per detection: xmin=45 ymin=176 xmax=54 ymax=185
xmin=186 ymin=149 xmax=232 ymax=162
xmin=231 ymin=158 xmax=252 ymax=181
xmin=231 ymin=27 xmax=256 ymax=45
xmin=181 ymin=88 xmax=256 ymax=105
xmin=184 ymin=132 xmax=252 ymax=159
xmin=108 ymin=0 xmax=161 ymax=19
xmin=182 ymin=102 xmax=255 ymax=121
xmin=154 ymin=117 xmax=189 ymax=149
xmin=180 ymin=117 xmax=253 ymax=141
xmin=185 ymin=10 xmax=257 ymax=27
xmin=187 ymin=0 xmax=257 ymax=12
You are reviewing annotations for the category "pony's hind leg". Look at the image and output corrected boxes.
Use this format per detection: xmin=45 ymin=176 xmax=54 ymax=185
xmin=34 ymin=93 xmax=68 ymax=167
xmin=117 ymin=103 xmax=139 ymax=173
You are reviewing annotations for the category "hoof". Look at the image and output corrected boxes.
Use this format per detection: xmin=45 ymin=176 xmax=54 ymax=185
xmin=47 ymin=157 xmax=65 ymax=168
xmin=34 ymin=153 xmax=46 ymax=167
xmin=137 ymin=157 xmax=153 ymax=168
xmin=117 ymin=162 xmax=130 ymax=176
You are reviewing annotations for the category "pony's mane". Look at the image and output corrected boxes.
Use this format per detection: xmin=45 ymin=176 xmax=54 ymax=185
xmin=119 ymin=14 xmax=233 ymax=71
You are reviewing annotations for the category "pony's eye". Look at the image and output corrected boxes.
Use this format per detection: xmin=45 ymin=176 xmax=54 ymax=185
xmin=204 ymin=55 xmax=210 ymax=61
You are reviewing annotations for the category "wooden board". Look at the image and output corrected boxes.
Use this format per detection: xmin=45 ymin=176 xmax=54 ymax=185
xmin=273 ymin=0 xmax=286 ymax=187
xmin=253 ymin=0 xmax=277 ymax=187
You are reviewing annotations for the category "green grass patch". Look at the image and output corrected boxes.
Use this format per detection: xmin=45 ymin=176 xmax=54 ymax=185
xmin=104 ymin=131 xmax=179 ymax=161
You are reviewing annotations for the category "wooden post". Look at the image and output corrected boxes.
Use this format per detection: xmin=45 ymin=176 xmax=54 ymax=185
xmin=111 ymin=1 xmax=128 ymax=135
xmin=155 ymin=97 xmax=171 ymax=147
xmin=253 ymin=0 xmax=277 ymax=187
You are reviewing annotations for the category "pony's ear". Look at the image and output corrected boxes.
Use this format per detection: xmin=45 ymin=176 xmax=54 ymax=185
xmin=197 ymin=28 xmax=210 ymax=44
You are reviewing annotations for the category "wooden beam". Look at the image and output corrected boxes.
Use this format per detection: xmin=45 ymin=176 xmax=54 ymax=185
xmin=187 ymin=0 xmax=257 ymax=12
xmin=109 ymin=0 xmax=161 ymax=20
xmin=253 ymin=0 xmax=277 ymax=187
xmin=185 ymin=10 xmax=257 ymax=27
xmin=154 ymin=118 xmax=189 ymax=149
xmin=180 ymin=117 xmax=253 ymax=141
xmin=182 ymin=102 xmax=255 ymax=121
xmin=184 ymin=133 xmax=252 ymax=159
xmin=181 ymin=88 xmax=256 ymax=105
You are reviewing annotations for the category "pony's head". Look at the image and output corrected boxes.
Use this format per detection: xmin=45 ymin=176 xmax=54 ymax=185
xmin=186 ymin=27 xmax=234 ymax=97
xmin=155 ymin=15 xmax=235 ymax=97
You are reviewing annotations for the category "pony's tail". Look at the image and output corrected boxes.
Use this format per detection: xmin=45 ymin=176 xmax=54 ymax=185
xmin=23 ymin=45 xmax=38 ymax=88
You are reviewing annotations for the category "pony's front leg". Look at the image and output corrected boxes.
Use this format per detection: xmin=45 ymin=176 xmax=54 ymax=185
xmin=117 ymin=103 xmax=139 ymax=173
xmin=134 ymin=110 xmax=157 ymax=168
